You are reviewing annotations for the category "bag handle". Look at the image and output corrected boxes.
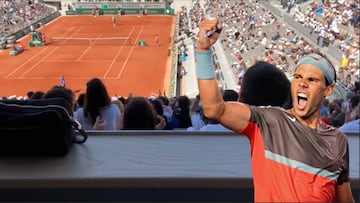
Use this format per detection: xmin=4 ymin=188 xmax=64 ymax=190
xmin=70 ymin=119 xmax=88 ymax=144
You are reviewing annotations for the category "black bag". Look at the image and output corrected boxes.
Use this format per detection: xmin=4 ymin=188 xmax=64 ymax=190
xmin=0 ymin=98 xmax=87 ymax=156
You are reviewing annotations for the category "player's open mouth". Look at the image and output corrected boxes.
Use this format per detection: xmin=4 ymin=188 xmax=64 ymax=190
xmin=297 ymin=93 xmax=307 ymax=109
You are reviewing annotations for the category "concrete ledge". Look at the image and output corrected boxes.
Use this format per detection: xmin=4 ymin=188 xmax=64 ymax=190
xmin=0 ymin=132 xmax=358 ymax=202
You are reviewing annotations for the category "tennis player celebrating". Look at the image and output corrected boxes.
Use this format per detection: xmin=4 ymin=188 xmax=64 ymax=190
xmin=195 ymin=18 xmax=355 ymax=202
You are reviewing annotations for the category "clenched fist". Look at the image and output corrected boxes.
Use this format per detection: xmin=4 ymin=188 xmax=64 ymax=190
xmin=197 ymin=18 xmax=223 ymax=52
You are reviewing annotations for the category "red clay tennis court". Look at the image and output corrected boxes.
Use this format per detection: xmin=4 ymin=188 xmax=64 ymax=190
xmin=0 ymin=15 xmax=175 ymax=98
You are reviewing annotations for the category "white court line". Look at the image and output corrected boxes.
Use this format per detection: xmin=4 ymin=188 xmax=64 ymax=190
xmin=5 ymin=26 xmax=78 ymax=79
xmin=43 ymin=59 xmax=113 ymax=62
xmin=23 ymin=77 xmax=92 ymax=80
xmin=14 ymin=26 xmax=84 ymax=79
xmin=76 ymin=34 xmax=102 ymax=61
xmin=102 ymin=26 xmax=136 ymax=78
xmin=59 ymin=26 xmax=84 ymax=45
xmin=114 ymin=25 xmax=144 ymax=79
xmin=23 ymin=76 xmax=157 ymax=80
xmin=55 ymin=26 xmax=77 ymax=40
xmin=19 ymin=47 xmax=59 ymax=78
xmin=42 ymin=26 xmax=76 ymax=44
xmin=4 ymin=47 xmax=50 ymax=79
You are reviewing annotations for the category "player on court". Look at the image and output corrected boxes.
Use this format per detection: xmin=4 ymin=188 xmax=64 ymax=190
xmin=155 ymin=34 xmax=159 ymax=46
xmin=112 ymin=15 xmax=118 ymax=26
xmin=92 ymin=8 xmax=96 ymax=18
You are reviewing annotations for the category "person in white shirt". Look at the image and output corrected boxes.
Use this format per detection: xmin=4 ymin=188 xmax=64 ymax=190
xmin=187 ymin=95 xmax=205 ymax=131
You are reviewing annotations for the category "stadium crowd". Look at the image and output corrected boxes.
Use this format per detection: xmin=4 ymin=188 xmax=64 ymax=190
xmin=0 ymin=0 xmax=55 ymax=40
xmin=0 ymin=0 xmax=359 ymax=132
xmin=200 ymin=0 xmax=359 ymax=90
xmin=292 ymin=0 xmax=359 ymax=87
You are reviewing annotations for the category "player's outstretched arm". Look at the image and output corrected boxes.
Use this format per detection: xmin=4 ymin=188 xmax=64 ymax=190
xmin=196 ymin=18 xmax=250 ymax=132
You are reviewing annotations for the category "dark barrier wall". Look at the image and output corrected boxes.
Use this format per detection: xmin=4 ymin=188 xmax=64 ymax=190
xmin=0 ymin=132 xmax=358 ymax=202
xmin=65 ymin=2 xmax=174 ymax=15
xmin=70 ymin=8 xmax=166 ymax=15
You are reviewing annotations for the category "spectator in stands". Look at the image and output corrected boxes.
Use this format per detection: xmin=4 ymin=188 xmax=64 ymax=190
xmin=320 ymin=98 xmax=330 ymax=124
xmin=75 ymin=93 xmax=85 ymax=112
xmin=150 ymin=98 xmax=171 ymax=130
xmin=0 ymin=0 xmax=55 ymax=39
xmin=74 ymin=78 xmax=121 ymax=130
xmin=287 ymin=0 xmax=296 ymax=13
xmin=42 ymin=85 xmax=111 ymax=131
xmin=344 ymin=95 xmax=359 ymax=123
xmin=341 ymin=92 xmax=353 ymax=115
xmin=26 ymin=91 xmax=34 ymax=99
xmin=112 ymin=99 xmax=124 ymax=115
xmin=329 ymin=99 xmax=346 ymax=128
xmin=316 ymin=4 xmax=323 ymax=14
xmin=187 ymin=94 xmax=205 ymax=131
xmin=195 ymin=18 xmax=354 ymax=202
xmin=169 ymin=95 xmax=192 ymax=129
xmin=122 ymin=97 xmax=165 ymax=130
xmin=271 ymin=31 xmax=280 ymax=41
xmin=353 ymin=80 xmax=360 ymax=94
xmin=349 ymin=9 xmax=359 ymax=27
xmin=339 ymin=118 xmax=359 ymax=132
xmin=341 ymin=49 xmax=351 ymax=68
xmin=43 ymin=85 xmax=75 ymax=110
xmin=291 ymin=0 xmax=360 ymax=85
xmin=260 ymin=32 xmax=268 ymax=46
xmin=158 ymin=95 xmax=173 ymax=123
xmin=29 ymin=91 xmax=44 ymax=100
xmin=317 ymin=26 xmax=327 ymax=47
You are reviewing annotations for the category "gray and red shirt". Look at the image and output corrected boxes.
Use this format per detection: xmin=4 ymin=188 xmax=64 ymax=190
xmin=238 ymin=106 xmax=349 ymax=202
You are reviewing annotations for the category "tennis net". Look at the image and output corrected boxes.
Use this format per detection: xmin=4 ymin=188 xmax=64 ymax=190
xmin=50 ymin=37 xmax=131 ymax=46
